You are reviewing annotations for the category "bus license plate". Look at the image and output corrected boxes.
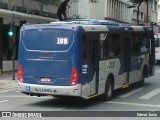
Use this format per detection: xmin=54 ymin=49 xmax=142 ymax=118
xmin=40 ymin=78 xmax=52 ymax=82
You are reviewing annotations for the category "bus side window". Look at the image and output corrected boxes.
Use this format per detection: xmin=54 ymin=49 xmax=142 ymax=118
xmin=100 ymin=36 xmax=110 ymax=59
xmin=131 ymin=34 xmax=140 ymax=54
xmin=140 ymin=35 xmax=149 ymax=53
xmin=109 ymin=34 xmax=120 ymax=58
xmin=82 ymin=35 xmax=88 ymax=63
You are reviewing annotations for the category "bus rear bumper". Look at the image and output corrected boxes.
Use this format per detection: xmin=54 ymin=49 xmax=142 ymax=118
xmin=18 ymin=82 xmax=82 ymax=97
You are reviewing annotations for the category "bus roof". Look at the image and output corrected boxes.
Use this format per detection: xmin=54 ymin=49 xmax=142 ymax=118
xmin=21 ymin=19 xmax=152 ymax=33
xmin=67 ymin=19 xmax=122 ymax=26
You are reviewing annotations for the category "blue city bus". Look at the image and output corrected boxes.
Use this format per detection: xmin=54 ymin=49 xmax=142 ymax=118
xmin=18 ymin=19 xmax=155 ymax=100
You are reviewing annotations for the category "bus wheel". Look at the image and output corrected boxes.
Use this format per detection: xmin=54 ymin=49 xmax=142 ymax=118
xmin=139 ymin=69 xmax=146 ymax=86
xmin=102 ymin=77 xmax=113 ymax=101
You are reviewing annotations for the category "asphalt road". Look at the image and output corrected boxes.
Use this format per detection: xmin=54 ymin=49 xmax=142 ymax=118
xmin=0 ymin=65 xmax=160 ymax=119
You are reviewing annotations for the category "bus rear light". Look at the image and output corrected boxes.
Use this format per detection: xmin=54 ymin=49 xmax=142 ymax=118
xmin=18 ymin=65 xmax=24 ymax=83
xmin=70 ymin=67 xmax=78 ymax=86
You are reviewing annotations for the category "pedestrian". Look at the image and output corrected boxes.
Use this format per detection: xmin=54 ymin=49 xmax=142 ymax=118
xmin=57 ymin=0 xmax=70 ymax=21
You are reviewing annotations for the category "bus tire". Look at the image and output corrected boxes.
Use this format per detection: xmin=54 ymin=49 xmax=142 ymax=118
xmin=139 ymin=68 xmax=147 ymax=86
xmin=102 ymin=77 xmax=113 ymax=101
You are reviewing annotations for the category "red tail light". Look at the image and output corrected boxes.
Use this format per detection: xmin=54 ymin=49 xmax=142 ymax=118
xmin=18 ymin=65 xmax=24 ymax=83
xmin=70 ymin=67 xmax=78 ymax=86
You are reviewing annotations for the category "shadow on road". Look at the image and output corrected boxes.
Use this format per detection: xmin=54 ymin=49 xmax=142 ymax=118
xmin=113 ymin=82 xmax=151 ymax=99
xmin=25 ymin=81 xmax=154 ymax=109
xmin=28 ymin=97 xmax=103 ymax=110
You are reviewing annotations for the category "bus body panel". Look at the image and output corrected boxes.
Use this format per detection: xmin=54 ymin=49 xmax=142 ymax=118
xmin=156 ymin=47 xmax=160 ymax=61
xmin=129 ymin=53 xmax=150 ymax=84
xmin=155 ymin=35 xmax=160 ymax=62
xmin=18 ymin=25 xmax=82 ymax=96
xmin=18 ymin=21 xmax=155 ymax=99
xmin=18 ymin=82 xmax=82 ymax=97
xmin=80 ymin=32 xmax=100 ymax=98
xmin=99 ymin=59 xmax=125 ymax=91
xmin=23 ymin=58 xmax=71 ymax=86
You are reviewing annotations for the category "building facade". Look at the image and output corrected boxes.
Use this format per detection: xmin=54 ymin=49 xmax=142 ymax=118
xmin=76 ymin=0 xmax=158 ymax=26
xmin=0 ymin=0 xmax=159 ymax=72
xmin=0 ymin=0 xmax=58 ymax=72
xmin=90 ymin=0 xmax=133 ymax=24
xmin=157 ymin=0 xmax=160 ymax=33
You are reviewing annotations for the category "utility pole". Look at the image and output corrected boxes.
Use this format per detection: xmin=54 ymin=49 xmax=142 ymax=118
xmin=7 ymin=14 xmax=16 ymax=80
xmin=147 ymin=0 xmax=148 ymax=23
xmin=12 ymin=13 xmax=15 ymax=80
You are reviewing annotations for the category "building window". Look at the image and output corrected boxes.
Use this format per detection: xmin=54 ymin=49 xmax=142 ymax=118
xmin=152 ymin=0 xmax=158 ymax=11
xmin=133 ymin=10 xmax=144 ymax=21
xmin=82 ymin=35 xmax=88 ymax=63
xmin=131 ymin=34 xmax=149 ymax=55
xmin=131 ymin=34 xmax=140 ymax=54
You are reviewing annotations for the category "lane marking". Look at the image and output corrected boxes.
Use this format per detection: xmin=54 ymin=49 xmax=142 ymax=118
xmin=119 ymin=87 xmax=144 ymax=98
xmin=0 ymin=100 xmax=8 ymax=104
xmin=140 ymin=88 xmax=160 ymax=100
xmin=156 ymin=70 xmax=160 ymax=73
xmin=0 ymin=88 xmax=17 ymax=93
xmin=0 ymin=95 xmax=52 ymax=99
xmin=56 ymin=107 xmax=68 ymax=111
xmin=107 ymin=101 xmax=160 ymax=108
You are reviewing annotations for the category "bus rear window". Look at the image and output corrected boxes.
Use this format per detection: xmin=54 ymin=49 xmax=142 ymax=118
xmin=21 ymin=29 xmax=73 ymax=51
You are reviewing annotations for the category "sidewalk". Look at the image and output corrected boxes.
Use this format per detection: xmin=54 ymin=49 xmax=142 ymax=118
xmin=0 ymin=71 xmax=18 ymax=90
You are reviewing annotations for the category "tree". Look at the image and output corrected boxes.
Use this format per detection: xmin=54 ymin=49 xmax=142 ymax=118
xmin=57 ymin=0 xmax=70 ymax=21
xmin=130 ymin=0 xmax=153 ymax=25
xmin=33 ymin=0 xmax=99 ymax=20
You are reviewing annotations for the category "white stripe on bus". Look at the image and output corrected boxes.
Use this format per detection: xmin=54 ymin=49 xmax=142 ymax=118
xmin=132 ymin=26 xmax=144 ymax=31
xmin=82 ymin=25 xmax=109 ymax=32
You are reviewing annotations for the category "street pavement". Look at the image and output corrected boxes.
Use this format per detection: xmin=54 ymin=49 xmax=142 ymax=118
xmin=0 ymin=71 xmax=17 ymax=90
xmin=0 ymin=66 xmax=160 ymax=120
